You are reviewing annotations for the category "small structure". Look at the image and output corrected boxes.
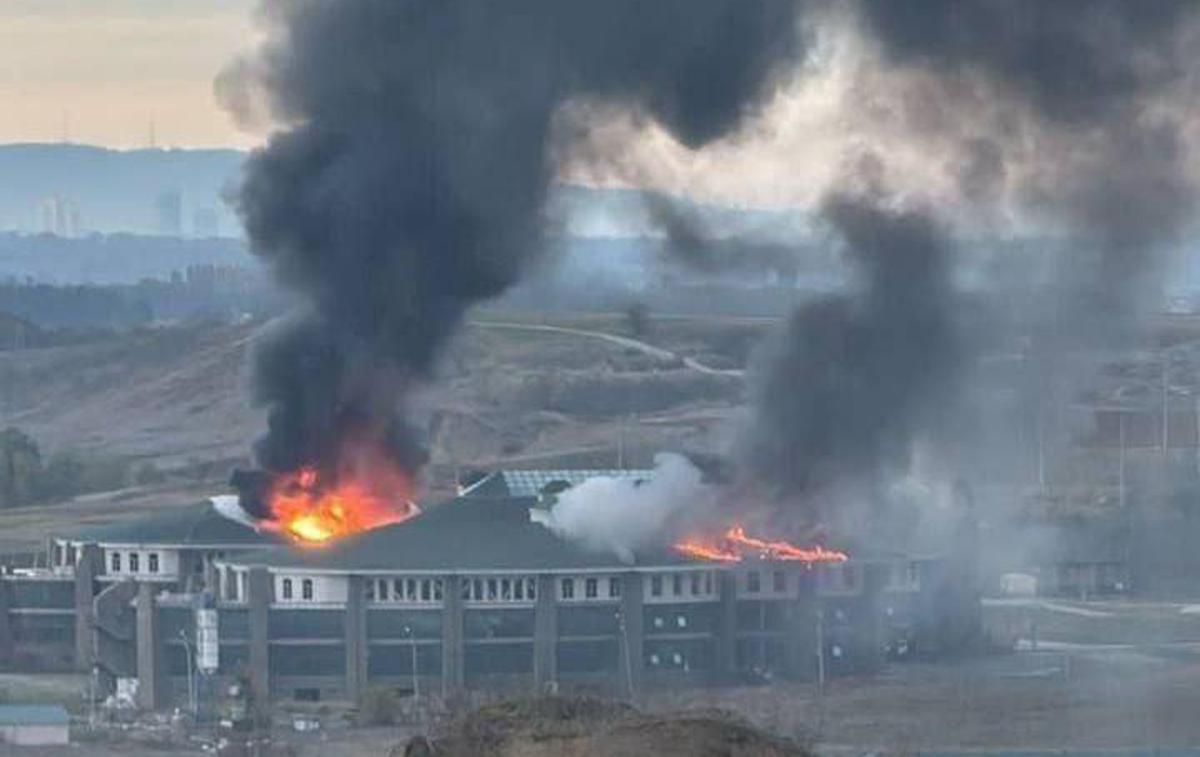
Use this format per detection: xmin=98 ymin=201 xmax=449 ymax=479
xmin=0 ymin=705 xmax=70 ymax=746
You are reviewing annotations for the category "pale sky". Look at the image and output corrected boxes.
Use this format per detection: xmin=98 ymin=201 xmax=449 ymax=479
xmin=0 ymin=0 xmax=258 ymax=148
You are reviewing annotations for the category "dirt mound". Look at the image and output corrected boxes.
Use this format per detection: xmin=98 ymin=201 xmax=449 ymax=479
xmin=408 ymin=696 xmax=809 ymax=757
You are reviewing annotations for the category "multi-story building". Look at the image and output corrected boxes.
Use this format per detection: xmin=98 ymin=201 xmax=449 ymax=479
xmin=0 ymin=472 xmax=975 ymax=712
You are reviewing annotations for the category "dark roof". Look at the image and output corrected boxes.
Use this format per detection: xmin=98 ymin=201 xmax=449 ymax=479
xmin=0 ymin=705 xmax=69 ymax=725
xmin=68 ymin=501 xmax=283 ymax=548
xmin=231 ymin=495 xmax=701 ymax=573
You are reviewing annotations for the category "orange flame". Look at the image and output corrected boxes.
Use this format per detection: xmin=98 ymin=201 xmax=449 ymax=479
xmin=266 ymin=450 xmax=418 ymax=544
xmin=674 ymin=525 xmax=847 ymax=564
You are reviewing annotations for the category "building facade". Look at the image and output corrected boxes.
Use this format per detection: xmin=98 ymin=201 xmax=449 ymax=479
xmin=0 ymin=474 xmax=976 ymax=711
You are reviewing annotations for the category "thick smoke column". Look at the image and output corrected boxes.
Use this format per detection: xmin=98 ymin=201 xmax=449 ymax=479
xmin=223 ymin=0 xmax=806 ymax=499
xmin=743 ymin=193 xmax=958 ymax=508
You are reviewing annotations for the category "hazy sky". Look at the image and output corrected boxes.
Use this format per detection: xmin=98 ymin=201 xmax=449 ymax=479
xmin=0 ymin=0 xmax=257 ymax=148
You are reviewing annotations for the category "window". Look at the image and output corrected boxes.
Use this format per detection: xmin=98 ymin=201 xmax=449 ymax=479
xmin=672 ymin=573 xmax=683 ymax=596
xmin=514 ymin=580 xmax=524 ymax=601
xmin=772 ymin=571 xmax=786 ymax=593
xmin=407 ymin=579 xmax=418 ymax=602
xmin=226 ymin=570 xmax=239 ymax=601
xmin=746 ymin=571 xmax=761 ymax=593
xmin=560 ymin=578 xmax=575 ymax=600
xmin=585 ymin=578 xmax=598 ymax=599
xmin=527 ymin=578 xmax=537 ymax=600
xmin=487 ymin=579 xmax=498 ymax=601
xmin=148 ymin=553 xmax=160 ymax=574
xmin=282 ymin=578 xmax=293 ymax=600
xmin=365 ymin=581 xmax=375 ymax=601
xmin=650 ymin=575 xmax=663 ymax=597
xmin=704 ymin=572 xmax=713 ymax=594
xmin=393 ymin=579 xmax=404 ymax=599
xmin=906 ymin=562 xmax=920 ymax=587
xmin=377 ymin=579 xmax=389 ymax=601
xmin=472 ymin=579 xmax=482 ymax=601
xmin=434 ymin=579 xmax=444 ymax=601
xmin=302 ymin=579 xmax=314 ymax=600
xmin=608 ymin=577 xmax=621 ymax=598
xmin=691 ymin=573 xmax=701 ymax=595
xmin=500 ymin=579 xmax=511 ymax=601
xmin=421 ymin=580 xmax=431 ymax=601
xmin=111 ymin=552 xmax=121 ymax=572
xmin=129 ymin=553 xmax=140 ymax=573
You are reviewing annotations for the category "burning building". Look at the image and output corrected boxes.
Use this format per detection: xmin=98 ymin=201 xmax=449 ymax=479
xmin=0 ymin=468 xmax=976 ymax=711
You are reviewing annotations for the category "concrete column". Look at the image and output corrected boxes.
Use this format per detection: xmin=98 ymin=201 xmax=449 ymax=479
xmin=247 ymin=567 xmax=271 ymax=716
xmin=618 ymin=573 xmax=644 ymax=698
xmin=0 ymin=577 xmax=14 ymax=665
xmin=784 ymin=568 xmax=818 ymax=680
xmin=74 ymin=543 xmax=101 ymax=671
xmin=716 ymin=570 xmax=738 ymax=678
xmin=176 ymin=551 xmax=201 ymax=593
xmin=440 ymin=575 xmax=464 ymax=696
xmin=533 ymin=574 xmax=557 ymax=690
xmin=135 ymin=583 xmax=164 ymax=710
xmin=855 ymin=564 xmax=885 ymax=674
xmin=345 ymin=576 xmax=368 ymax=701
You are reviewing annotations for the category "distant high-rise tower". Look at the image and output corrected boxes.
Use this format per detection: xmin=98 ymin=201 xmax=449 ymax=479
xmin=39 ymin=196 xmax=81 ymax=238
xmin=192 ymin=207 xmax=220 ymax=238
xmin=155 ymin=189 xmax=183 ymax=237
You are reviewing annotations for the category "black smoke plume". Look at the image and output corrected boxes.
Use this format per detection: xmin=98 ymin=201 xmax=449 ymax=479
xmin=741 ymin=1 xmax=1200 ymax=516
xmin=742 ymin=193 xmax=959 ymax=508
xmin=223 ymin=0 xmax=807 ymax=496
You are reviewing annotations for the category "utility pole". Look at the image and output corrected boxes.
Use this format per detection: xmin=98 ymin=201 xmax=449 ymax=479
xmin=1118 ymin=411 xmax=1127 ymax=509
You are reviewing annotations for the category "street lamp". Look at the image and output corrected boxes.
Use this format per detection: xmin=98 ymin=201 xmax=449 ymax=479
xmin=402 ymin=625 xmax=420 ymax=716
xmin=178 ymin=629 xmax=197 ymax=719
xmin=615 ymin=609 xmax=635 ymax=701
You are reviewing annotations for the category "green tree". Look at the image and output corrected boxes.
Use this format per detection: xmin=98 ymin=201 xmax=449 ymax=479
xmin=0 ymin=427 xmax=43 ymax=507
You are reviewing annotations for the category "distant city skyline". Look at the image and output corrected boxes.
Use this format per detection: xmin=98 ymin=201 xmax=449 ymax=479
xmin=0 ymin=1 xmax=257 ymax=149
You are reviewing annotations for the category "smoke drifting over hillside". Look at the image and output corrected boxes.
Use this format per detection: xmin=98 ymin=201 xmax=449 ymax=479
xmin=223 ymin=0 xmax=806 ymax=482
xmin=742 ymin=195 xmax=959 ymax=508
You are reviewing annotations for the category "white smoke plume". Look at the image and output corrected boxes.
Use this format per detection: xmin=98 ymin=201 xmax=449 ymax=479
xmin=544 ymin=453 xmax=718 ymax=563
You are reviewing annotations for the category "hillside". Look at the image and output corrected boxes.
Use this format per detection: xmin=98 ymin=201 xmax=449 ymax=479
xmin=0 ymin=313 xmax=763 ymax=493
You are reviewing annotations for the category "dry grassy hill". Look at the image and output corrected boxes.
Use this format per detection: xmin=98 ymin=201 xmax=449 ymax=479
xmin=0 ymin=312 xmax=766 ymax=512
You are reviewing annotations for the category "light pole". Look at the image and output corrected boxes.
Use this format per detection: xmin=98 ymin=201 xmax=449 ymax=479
xmin=814 ymin=600 xmax=826 ymax=735
xmin=615 ymin=608 xmax=635 ymax=701
xmin=178 ymin=629 xmax=197 ymax=719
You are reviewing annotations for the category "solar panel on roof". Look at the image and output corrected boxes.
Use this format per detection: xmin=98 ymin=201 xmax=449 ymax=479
xmin=499 ymin=469 xmax=652 ymax=497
